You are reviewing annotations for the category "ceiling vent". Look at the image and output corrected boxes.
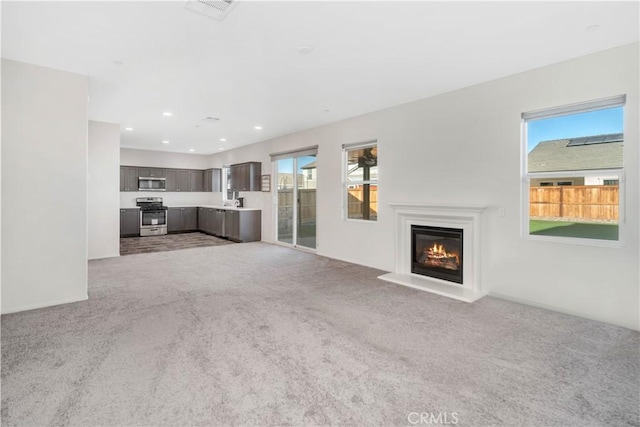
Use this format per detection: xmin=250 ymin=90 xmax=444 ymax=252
xmin=196 ymin=117 xmax=221 ymax=128
xmin=184 ymin=0 xmax=238 ymax=21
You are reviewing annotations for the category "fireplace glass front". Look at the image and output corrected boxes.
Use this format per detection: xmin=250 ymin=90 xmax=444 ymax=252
xmin=411 ymin=225 xmax=463 ymax=284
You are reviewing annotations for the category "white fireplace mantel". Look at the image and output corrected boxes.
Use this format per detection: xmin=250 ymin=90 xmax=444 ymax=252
xmin=378 ymin=203 xmax=487 ymax=303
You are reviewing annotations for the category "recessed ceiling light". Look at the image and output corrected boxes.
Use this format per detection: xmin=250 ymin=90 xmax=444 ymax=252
xmin=220 ymin=138 xmax=227 ymax=142
xmin=112 ymin=60 xmax=123 ymax=66
xmin=189 ymin=149 xmax=195 ymax=152
xmin=219 ymin=148 xmax=224 ymax=151
xmin=163 ymin=112 xmax=173 ymax=117
xmin=297 ymin=45 xmax=314 ymax=54
xmin=254 ymin=125 xmax=263 ymax=130
xmin=586 ymin=24 xmax=600 ymax=32
xmin=125 ymin=127 xmax=134 ymax=131
xmin=162 ymin=140 xmax=170 ymax=144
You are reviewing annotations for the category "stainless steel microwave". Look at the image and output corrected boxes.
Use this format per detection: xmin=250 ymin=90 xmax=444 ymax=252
xmin=138 ymin=177 xmax=166 ymax=191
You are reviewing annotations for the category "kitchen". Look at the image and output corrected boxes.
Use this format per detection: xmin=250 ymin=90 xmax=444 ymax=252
xmin=120 ymin=148 xmax=263 ymax=250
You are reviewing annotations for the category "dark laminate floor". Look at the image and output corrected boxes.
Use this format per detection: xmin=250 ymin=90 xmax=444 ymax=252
xmin=120 ymin=232 xmax=234 ymax=255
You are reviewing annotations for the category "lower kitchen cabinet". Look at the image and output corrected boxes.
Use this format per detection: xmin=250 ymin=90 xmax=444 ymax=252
xmin=224 ymin=210 xmax=261 ymax=242
xmin=198 ymin=207 xmax=212 ymax=234
xmin=168 ymin=207 xmax=198 ymax=233
xmin=212 ymin=209 xmax=225 ymax=237
xmin=120 ymin=208 xmax=140 ymax=237
xmin=196 ymin=208 xmax=260 ymax=242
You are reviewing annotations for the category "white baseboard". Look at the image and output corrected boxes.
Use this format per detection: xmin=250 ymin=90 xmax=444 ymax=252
xmin=88 ymin=252 xmax=120 ymax=260
xmin=488 ymin=291 xmax=639 ymax=331
xmin=1 ymin=294 xmax=89 ymax=315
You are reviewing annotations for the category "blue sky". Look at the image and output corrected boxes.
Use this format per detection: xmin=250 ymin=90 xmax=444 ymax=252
xmin=527 ymin=107 xmax=624 ymax=152
xmin=277 ymin=156 xmax=315 ymax=173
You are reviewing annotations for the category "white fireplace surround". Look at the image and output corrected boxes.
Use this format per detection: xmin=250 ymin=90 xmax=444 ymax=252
xmin=379 ymin=203 xmax=487 ymax=302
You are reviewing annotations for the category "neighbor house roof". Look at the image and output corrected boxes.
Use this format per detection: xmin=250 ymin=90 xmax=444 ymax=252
xmin=301 ymin=161 xmax=317 ymax=170
xmin=528 ymin=133 xmax=623 ymax=172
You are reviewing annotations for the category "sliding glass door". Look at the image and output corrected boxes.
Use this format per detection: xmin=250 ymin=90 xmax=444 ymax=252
xmin=275 ymin=150 xmax=317 ymax=249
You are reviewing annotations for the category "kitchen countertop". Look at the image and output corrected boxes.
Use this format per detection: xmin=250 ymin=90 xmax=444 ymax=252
xmin=167 ymin=204 xmax=261 ymax=211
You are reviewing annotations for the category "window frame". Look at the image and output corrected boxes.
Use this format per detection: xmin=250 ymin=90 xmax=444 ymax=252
xmin=521 ymin=96 xmax=626 ymax=247
xmin=222 ymin=165 xmax=232 ymax=201
xmin=342 ymin=140 xmax=378 ymax=222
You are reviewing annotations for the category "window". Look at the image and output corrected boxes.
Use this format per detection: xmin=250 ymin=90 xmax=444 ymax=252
xmin=523 ymin=95 xmax=625 ymax=243
xmin=222 ymin=165 xmax=232 ymax=201
xmin=343 ymin=141 xmax=378 ymax=221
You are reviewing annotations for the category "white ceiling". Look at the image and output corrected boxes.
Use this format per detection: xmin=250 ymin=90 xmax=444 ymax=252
xmin=2 ymin=1 xmax=638 ymax=155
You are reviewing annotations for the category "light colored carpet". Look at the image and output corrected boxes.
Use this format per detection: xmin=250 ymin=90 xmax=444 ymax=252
xmin=2 ymin=243 xmax=638 ymax=426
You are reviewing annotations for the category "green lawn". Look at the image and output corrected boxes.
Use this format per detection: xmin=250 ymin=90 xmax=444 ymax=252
xmin=530 ymin=220 xmax=618 ymax=241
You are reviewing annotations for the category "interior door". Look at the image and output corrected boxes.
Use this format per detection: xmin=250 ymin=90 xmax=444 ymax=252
xmin=275 ymin=154 xmax=317 ymax=249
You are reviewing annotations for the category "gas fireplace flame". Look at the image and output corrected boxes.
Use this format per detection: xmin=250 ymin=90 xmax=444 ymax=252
xmin=417 ymin=241 xmax=460 ymax=271
xmin=427 ymin=243 xmax=459 ymax=264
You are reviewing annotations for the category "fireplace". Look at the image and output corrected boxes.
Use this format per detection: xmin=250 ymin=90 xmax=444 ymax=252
xmin=411 ymin=225 xmax=463 ymax=284
xmin=379 ymin=203 xmax=485 ymax=302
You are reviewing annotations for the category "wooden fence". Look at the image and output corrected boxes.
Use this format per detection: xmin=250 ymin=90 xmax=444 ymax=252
xmin=347 ymin=186 xmax=378 ymax=218
xmin=277 ymin=187 xmax=379 ymax=222
xmin=277 ymin=189 xmax=317 ymax=225
xmin=529 ymin=185 xmax=618 ymax=221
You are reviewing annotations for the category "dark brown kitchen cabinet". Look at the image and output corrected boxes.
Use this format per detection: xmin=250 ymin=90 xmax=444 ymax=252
xmin=165 ymin=169 xmax=177 ymax=191
xmin=167 ymin=208 xmax=181 ymax=233
xmin=224 ymin=210 xmax=261 ymax=242
xmin=137 ymin=168 xmax=165 ymax=178
xmin=198 ymin=207 xmax=210 ymax=233
xmin=120 ymin=167 xmax=138 ymax=192
xmin=204 ymin=169 xmax=222 ymax=192
xmin=120 ymin=208 xmax=140 ymax=237
xmin=190 ymin=170 xmax=204 ymax=192
xmin=176 ymin=170 xmax=191 ymax=192
xmin=168 ymin=207 xmax=198 ymax=232
xmin=199 ymin=208 xmax=222 ymax=235
xmin=230 ymin=162 xmax=261 ymax=192
xmin=212 ymin=209 xmax=225 ymax=237
xmin=183 ymin=207 xmax=198 ymax=230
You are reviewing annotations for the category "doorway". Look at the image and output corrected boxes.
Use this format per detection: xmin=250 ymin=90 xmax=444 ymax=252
xmin=275 ymin=153 xmax=317 ymax=250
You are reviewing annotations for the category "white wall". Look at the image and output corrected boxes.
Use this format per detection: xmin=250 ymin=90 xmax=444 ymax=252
xmin=1 ymin=59 xmax=89 ymax=313
xmin=210 ymin=44 xmax=640 ymax=330
xmin=121 ymin=148 xmax=211 ymax=169
xmin=120 ymin=191 xmax=219 ymax=209
xmin=89 ymin=121 xmax=120 ymax=260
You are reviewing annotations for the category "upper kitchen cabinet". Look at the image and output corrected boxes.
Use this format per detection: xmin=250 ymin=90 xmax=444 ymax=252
xmin=137 ymin=168 xmax=165 ymax=178
xmin=165 ymin=169 xmax=190 ymax=192
xmin=204 ymin=168 xmax=222 ymax=192
xmin=176 ymin=170 xmax=191 ymax=192
xmin=190 ymin=170 xmax=204 ymax=192
xmin=121 ymin=166 xmax=211 ymax=192
xmin=165 ymin=169 xmax=177 ymax=191
xmin=120 ymin=166 xmax=138 ymax=192
xmin=230 ymin=162 xmax=261 ymax=192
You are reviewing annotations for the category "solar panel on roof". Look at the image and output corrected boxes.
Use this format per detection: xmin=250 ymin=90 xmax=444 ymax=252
xmin=566 ymin=132 xmax=623 ymax=147
xmin=603 ymin=133 xmax=624 ymax=143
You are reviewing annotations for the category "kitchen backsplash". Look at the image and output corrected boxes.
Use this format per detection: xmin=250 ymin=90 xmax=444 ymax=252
xmin=120 ymin=192 xmax=221 ymax=208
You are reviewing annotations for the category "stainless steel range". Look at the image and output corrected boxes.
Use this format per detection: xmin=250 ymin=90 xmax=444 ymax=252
xmin=136 ymin=197 xmax=168 ymax=236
